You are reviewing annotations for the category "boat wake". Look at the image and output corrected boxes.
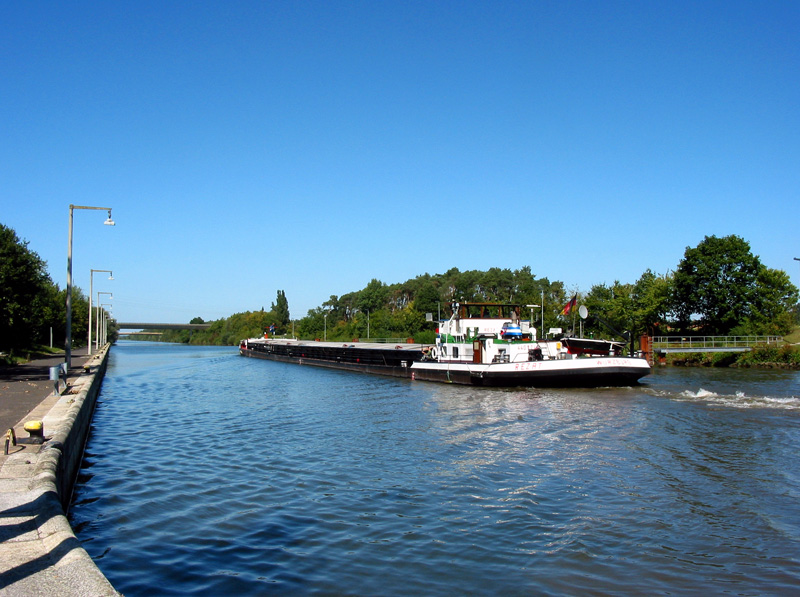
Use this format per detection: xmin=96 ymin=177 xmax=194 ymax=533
xmin=648 ymin=387 xmax=800 ymax=410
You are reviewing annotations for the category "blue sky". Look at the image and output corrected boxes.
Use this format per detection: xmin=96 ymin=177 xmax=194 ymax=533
xmin=2 ymin=1 xmax=798 ymax=324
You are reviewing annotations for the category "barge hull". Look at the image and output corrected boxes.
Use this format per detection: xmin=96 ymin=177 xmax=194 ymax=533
xmin=241 ymin=345 xmax=649 ymax=387
xmin=410 ymin=365 xmax=647 ymax=387
xmin=240 ymin=347 xmax=415 ymax=380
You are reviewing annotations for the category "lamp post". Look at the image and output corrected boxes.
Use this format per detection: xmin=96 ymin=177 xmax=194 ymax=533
xmin=88 ymin=269 xmax=113 ymax=355
xmin=100 ymin=304 xmax=113 ymax=346
xmin=324 ymin=313 xmax=328 ymax=342
xmin=66 ymin=205 xmax=114 ymax=367
xmin=526 ymin=304 xmax=541 ymax=339
xmin=96 ymin=292 xmax=113 ymax=350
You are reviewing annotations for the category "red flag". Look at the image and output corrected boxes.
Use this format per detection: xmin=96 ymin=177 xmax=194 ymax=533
xmin=561 ymin=294 xmax=577 ymax=315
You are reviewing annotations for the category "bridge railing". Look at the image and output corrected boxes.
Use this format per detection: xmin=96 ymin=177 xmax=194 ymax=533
xmin=651 ymin=335 xmax=783 ymax=350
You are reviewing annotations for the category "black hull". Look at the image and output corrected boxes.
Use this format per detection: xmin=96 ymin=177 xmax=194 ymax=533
xmin=240 ymin=347 xmax=414 ymax=380
xmin=409 ymin=366 xmax=647 ymax=387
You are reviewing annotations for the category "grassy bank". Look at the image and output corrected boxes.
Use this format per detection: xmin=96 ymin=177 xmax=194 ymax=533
xmin=0 ymin=345 xmax=63 ymax=366
xmin=784 ymin=327 xmax=800 ymax=344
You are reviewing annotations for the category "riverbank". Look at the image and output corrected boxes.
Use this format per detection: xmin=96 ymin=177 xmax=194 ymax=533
xmin=0 ymin=347 xmax=118 ymax=596
xmin=664 ymin=344 xmax=800 ymax=368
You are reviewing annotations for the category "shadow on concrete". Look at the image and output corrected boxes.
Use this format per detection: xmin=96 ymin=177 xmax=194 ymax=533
xmin=0 ymin=535 xmax=83 ymax=590
xmin=0 ymin=491 xmax=72 ymax=590
xmin=0 ymin=490 xmax=61 ymax=541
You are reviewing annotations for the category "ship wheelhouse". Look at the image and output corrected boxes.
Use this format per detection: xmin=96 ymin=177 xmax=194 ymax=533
xmin=436 ymin=302 xmax=556 ymax=365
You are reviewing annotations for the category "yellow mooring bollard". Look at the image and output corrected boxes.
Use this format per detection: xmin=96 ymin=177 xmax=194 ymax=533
xmin=23 ymin=420 xmax=44 ymax=444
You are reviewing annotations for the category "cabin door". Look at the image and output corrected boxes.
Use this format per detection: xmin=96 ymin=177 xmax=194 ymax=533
xmin=472 ymin=340 xmax=482 ymax=364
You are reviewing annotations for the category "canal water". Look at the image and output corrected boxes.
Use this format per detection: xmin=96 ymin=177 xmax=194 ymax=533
xmin=71 ymin=342 xmax=800 ymax=596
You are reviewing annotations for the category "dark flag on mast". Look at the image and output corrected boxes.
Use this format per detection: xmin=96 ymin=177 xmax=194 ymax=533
xmin=560 ymin=294 xmax=577 ymax=316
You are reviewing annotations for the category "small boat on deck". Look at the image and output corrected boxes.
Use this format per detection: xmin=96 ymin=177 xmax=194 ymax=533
xmin=240 ymin=302 xmax=650 ymax=387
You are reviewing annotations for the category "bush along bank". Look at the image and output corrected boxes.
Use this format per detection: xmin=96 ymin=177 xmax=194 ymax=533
xmin=666 ymin=345 xmax=800 ymax=369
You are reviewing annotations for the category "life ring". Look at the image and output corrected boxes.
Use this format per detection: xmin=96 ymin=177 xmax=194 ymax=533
xmin=429 ymin=347 xmax=438 ymax=360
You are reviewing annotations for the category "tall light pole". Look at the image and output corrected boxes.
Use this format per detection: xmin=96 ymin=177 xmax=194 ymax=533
xmin=88 ymin=269 xmax=113 ymax=355
xmin=96 ymin=292 xmax=113 ymax=350
xmin=100 ymin=304 xmax=113 ymax=346
xmin=66 ymin=205 xmax=114 ymax=367
xmin=324 ymin=313 xmax=328 ymax=342
xmin=526 ymin=304 xmax=541 ymax=339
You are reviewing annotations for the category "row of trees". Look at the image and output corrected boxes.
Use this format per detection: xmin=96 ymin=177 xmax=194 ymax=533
xmin=5 ymin=220 xmax=797 ymax=354
xmin=1 ymin=223 xmax=117 ymax=356
xmin=157 ymin=235 xmax=799 ymax=348
xmin=155 ymin=291 xmax=292 ymax=345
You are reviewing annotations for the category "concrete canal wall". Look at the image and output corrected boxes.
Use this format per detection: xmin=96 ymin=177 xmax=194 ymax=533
xmin=0 ymin=347 xmax=119 ymax=596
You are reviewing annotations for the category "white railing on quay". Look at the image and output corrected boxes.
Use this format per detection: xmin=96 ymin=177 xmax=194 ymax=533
xmin=651 ymin=336 xmax=783 ymax=349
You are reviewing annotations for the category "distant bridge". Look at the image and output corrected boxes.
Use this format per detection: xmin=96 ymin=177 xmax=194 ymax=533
xmin=116 ymin=323 xmax=213 ymax=331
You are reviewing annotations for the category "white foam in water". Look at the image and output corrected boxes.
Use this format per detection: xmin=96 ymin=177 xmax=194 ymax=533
xmin=680 ymin=388 xmax=718 ymax=399
xmin=763 ymin=396 xmax=800 ymax=408
xmin=675 ymin=387 xmax=800 ymax=410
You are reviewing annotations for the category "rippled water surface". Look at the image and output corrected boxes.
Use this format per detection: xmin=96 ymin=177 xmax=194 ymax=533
xmin=71 ymin=343 xmax=800 ymax=595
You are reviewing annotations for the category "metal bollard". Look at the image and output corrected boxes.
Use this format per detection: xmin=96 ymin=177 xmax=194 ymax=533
xmin=49 ymin=365 xmax=61 ymax=395
xmin=23 ymin=420 xmax=44 ymax=444
xmin=49 ymin=363 xmax=68 ymax=395
xmin=4 ymin=428 xmax=16 ymax=455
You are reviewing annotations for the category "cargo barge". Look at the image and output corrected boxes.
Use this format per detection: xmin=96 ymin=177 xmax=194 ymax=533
xmin=240 ymin=302 xmax=650 ymax=387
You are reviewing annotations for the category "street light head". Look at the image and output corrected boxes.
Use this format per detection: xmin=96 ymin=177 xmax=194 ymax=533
xmin=108 ymin=275 xmax=114 ymax=280
xmin=104 ymin=210 xmax=115 ymax=226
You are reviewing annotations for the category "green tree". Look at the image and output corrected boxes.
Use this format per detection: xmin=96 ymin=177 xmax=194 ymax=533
xmin=358 ymin=279 xmax=388 ymax=313
xmin=632 ymin=270 xmax=673 ymax=335
xmin=479 ymin=267 xmax=515 ymax=302
xmin=413 ymin=280 xmax=441 ymax=316
xmin=742 ymin=267 xmax=799 ymax=335
xmin=69 ymin=286 xmax=91 ymax=348
xmin=0 ymin=224 xmax=53 ymax=351
xmin=671 ymin=235 xmax=797 ymax=335
xmin=272 ymin=290 xmax=290 ymax=330
xmin=298 ymin=307 xmax=327 ymax=339
xmin=583 ymin=282 xmax=635 ymax=341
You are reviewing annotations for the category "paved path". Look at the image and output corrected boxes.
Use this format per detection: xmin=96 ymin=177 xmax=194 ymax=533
xmin=0 ymin=353 xmax=92 ymax=435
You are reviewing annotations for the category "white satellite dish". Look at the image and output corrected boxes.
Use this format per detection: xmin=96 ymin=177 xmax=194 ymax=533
xmin=578 ymin=305 xmax=588 ymax=319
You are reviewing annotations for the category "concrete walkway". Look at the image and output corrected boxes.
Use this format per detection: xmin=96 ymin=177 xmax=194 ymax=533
xmin=0 ymin=349 xmax=118 ymax=596
xmin=0 ymin=353 xmax=91 ymax=435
